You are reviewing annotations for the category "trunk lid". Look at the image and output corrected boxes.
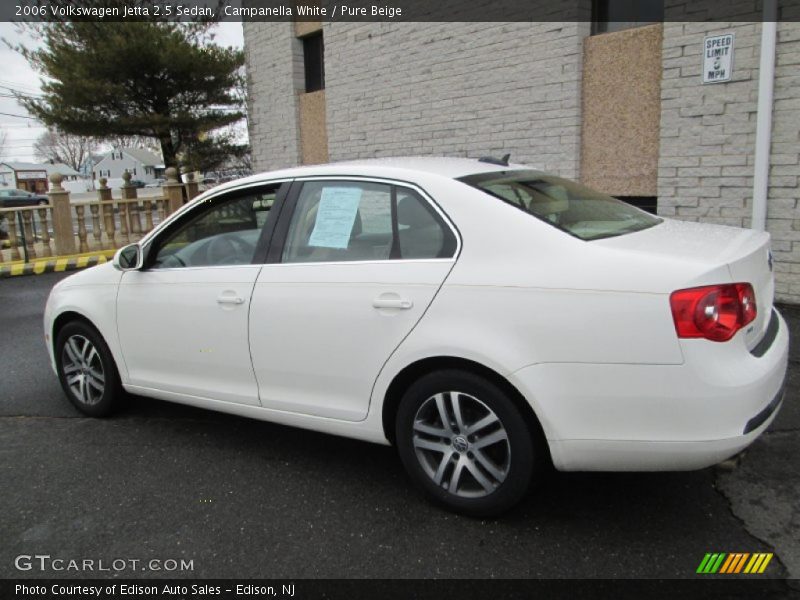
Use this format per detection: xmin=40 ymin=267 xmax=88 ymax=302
xmin=593 ymin=218 xmax=774 ymax=350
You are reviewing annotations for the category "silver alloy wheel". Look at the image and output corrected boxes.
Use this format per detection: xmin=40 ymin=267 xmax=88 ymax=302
xmin=412 ymin=391 xmax=510 ymax=498
xmin=61 ymin=334 xmax=105 ymax=405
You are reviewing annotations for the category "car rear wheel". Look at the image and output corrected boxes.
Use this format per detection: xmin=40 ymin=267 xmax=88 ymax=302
xmin=395 ymin=369 xmax=538 ymax=516
xmin=55 ymin=321 xmax=123 ymax=417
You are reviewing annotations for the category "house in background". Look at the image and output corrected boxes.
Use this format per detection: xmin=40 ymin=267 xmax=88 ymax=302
xmin=0 ymin=161 xmax=87 ymax=194
xmin=43 ymin=162 xmax=81 ymax=181
xmin=92 ymin=148 xmax=164 ymax=188
xmin=0 ymin=162 xmax=50 ymax=193
xmin=43 ymin=163 xmax=85 ymax=193
xmin=80 ymin=153 xmax=105 ymax=182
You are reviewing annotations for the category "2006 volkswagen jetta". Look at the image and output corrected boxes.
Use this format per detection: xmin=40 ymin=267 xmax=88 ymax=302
xmin=44 ymin=157 xmax=789 ymax=515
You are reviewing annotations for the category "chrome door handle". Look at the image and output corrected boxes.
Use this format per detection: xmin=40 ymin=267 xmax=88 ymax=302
xmin=372 ymin=296 xmax=413 ymax=310
xmin=217 ymin=295 xmax=245 ymax=305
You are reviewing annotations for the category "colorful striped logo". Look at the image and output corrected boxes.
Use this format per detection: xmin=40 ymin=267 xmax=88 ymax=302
xmin=697 ymin=552 xmax=773 ymax=574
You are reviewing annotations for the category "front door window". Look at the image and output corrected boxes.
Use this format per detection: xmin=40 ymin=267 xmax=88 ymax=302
xmin=151 ymin=189 xmax=277 ymax=268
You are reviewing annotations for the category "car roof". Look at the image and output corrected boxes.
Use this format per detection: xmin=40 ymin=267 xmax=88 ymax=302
xmin=207 ymin=157 xmax=535 ymax=196
xmin=327 ymin=157 xmax=533 ymax=178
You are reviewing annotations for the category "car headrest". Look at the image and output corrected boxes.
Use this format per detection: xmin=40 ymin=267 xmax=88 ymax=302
xmin=530 ymin=184 xmax=569 ymax=214
xmin=397 ymin=196 xmax=431 ymax=228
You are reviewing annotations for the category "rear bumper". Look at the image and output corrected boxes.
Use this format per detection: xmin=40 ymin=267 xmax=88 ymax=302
xmin=743 ymin=383 xmax=783 ymax=434
xmin=547 ymin=390 xmax=783 ymax=471
xmin=510 ymin=310 xmax=789 ymax=472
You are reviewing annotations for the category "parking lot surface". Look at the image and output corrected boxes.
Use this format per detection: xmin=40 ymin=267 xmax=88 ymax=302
xmin=1 ymin=272 xmax=798 ymax=584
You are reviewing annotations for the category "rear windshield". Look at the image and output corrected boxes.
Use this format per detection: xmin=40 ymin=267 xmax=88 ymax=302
xmin=459 ymin=170 xmax=662 ymax=241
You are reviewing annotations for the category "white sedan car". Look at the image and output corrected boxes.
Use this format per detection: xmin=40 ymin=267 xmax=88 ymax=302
xmin=44 ymin=157 xmax=788 ymax=515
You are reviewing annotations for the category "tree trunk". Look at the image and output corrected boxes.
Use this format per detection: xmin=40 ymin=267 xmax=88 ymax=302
xmin=158 ymin=133 xmax=178 ymax=171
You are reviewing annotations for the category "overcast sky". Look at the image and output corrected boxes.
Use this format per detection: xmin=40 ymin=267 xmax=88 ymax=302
xmin=0 ymin=22 xmax=244 ymax=163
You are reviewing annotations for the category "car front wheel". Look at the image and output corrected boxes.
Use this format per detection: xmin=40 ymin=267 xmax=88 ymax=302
xmin=55 ymin=321 xmax=123 ymax=417
xmin=396 ymin=370 xmax=539 ymax=516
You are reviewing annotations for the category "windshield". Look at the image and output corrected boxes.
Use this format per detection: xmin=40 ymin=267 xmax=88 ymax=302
xmin=459 ymin=170 xmax=662 ymax=241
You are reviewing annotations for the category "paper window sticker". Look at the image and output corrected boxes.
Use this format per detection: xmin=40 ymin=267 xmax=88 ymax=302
xmin=308 ymin=187 xmax=363 ymax=249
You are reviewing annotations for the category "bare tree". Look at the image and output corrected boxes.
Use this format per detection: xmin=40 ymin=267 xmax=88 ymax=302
xmin=0 ymin=129 xmax=7 ymax=159
xmin=33 ymin=129 xmax=98 ymax=173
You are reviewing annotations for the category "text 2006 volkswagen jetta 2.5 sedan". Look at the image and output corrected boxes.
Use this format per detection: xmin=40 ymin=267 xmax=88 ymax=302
xmin=45 ymin=157 xmax=789 ymax=515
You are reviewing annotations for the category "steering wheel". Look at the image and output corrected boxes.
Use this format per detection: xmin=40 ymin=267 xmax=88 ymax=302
xmin=157 ymin=253 xmax=186 ymax=268
xmin=206 ymin=233 xmax=254 ymax=265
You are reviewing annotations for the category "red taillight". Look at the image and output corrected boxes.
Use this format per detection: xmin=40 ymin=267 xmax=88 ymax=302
xmin=670 ymin=283 xmax=757 ymax=342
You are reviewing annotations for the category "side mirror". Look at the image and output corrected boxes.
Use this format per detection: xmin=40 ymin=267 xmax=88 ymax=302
xmin=113 ymin=243 xmax=143 ymax=271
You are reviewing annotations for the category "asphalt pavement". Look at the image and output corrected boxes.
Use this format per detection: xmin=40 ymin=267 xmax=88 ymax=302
xmin=1 ymin=272 xmax=798 ymax=584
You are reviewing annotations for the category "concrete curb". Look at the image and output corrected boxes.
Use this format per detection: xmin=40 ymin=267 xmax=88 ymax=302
xmin=0 ymin=250 xmax=116 ymax=279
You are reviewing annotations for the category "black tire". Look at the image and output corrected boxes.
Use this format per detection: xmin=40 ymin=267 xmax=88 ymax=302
xmin=395 ymin=369 xmax=539 ymax=517
xmin=55 ymin=321 xmax=123 ymax=417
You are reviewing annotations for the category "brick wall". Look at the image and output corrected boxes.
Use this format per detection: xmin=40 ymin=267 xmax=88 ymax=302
xmin=245 ymin=19 xmax=800 ymax=302
xmin=658 ymin=22 xmax=800 ymax=303
xmin=243 ymin=22 xmax=304 ymax=172
xmin=770 ymin=22 xmax=800 ymax=302
xmin=322 ymin=22 xmax=590 ymax=179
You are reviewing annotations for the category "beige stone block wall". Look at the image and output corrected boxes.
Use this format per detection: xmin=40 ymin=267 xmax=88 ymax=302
xmin=294 ymin=20 xmax=322 ymax=38
xmin=298 ymin=90 xmax=329 ymax=165
xmin=580 ymin=24 xmax=663 ymax=196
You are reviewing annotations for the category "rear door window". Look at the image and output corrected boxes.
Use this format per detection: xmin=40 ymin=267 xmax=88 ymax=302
xmin=281 ymin=180 xmax=456 ymax=263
